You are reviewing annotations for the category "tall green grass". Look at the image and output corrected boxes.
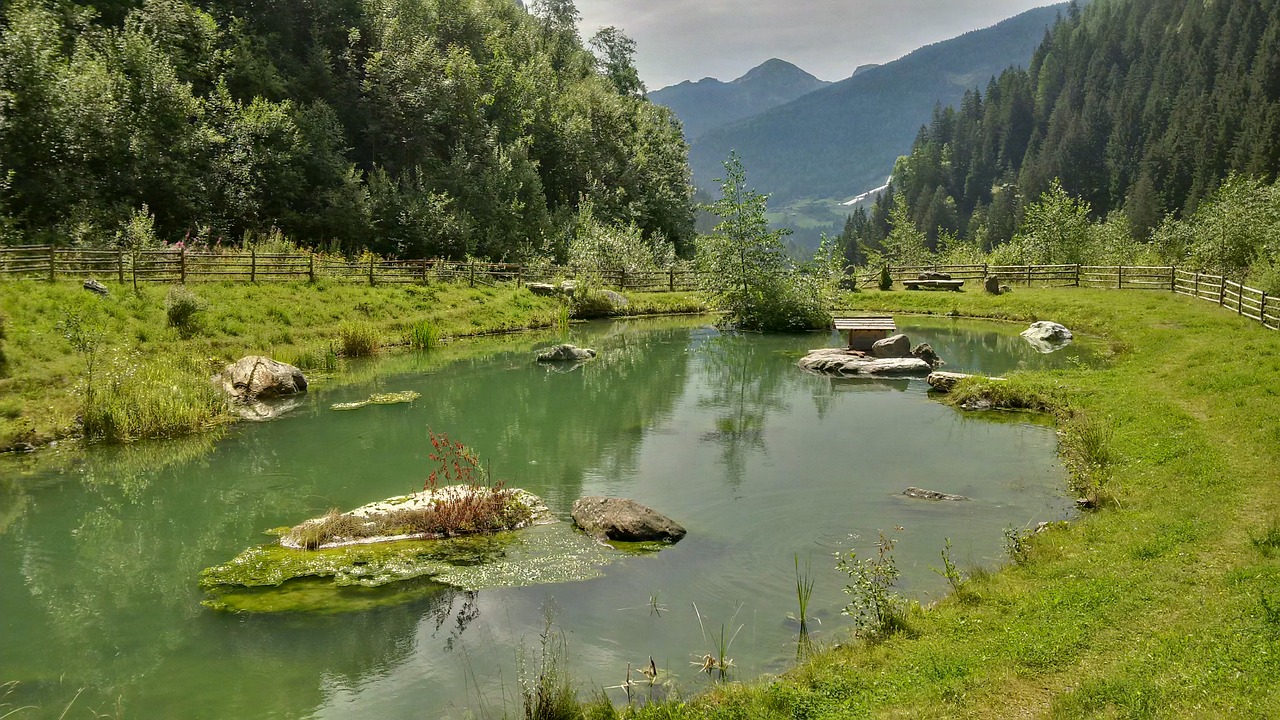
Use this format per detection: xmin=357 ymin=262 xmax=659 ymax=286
xmin=407 ymin=319 xmax=441 ymax=350
xmin=81 ymin=352 xmax=226 ymax=441
xmin=337 ymin=321 xmax=379 ymax=357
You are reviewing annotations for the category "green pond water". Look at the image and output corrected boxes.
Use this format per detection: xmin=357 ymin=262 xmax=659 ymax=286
xmin=0 ymin=316 xmax=1101 ymax=718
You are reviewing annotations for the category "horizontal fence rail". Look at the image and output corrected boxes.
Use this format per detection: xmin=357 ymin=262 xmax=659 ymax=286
xmin=2 ymin=247 xmax=1275 ymax=332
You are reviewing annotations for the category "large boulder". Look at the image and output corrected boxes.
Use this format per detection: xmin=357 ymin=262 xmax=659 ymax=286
xmin=983 ymin=276 xmax=1002 ymax=295
xmin=871 ymin=333 xmax=912 ymax=358
xmin=798 ymin=348 xmax=932 ymax=376
xmin=217 ymin=356 xmax=308 ymax=401
xmin=526 ymin=282 xmax=559 ymax=296
xmin=536 ymin=344 xmax=596 ymax=362
xmin=599 ymin=289 xmax=629 ymax=310
xmin=1021 ymin=321 xmax=1073 ymax=353
xmin=571 ymin=497 xmax=686 ymax=543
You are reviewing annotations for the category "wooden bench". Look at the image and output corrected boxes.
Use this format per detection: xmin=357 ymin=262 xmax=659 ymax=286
xmin=834 ymin=316 xmax=897 ymax=350
xmin=902 ymin=279 xmax=965 ymax=291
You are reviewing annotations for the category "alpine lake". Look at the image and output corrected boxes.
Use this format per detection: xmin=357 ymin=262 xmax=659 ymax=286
xmin=0 ymin=315 xmax=1102 ymax=718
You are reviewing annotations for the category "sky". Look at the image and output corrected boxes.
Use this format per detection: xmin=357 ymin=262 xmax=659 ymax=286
xmin=574 ymin=0 xmax=1060 ymax=90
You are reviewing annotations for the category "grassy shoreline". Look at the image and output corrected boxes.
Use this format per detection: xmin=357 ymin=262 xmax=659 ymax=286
xmin=0 ymin=279 xmax=705 ymax=451
xmin=601 ymin=288 xmax=1280 ymax=718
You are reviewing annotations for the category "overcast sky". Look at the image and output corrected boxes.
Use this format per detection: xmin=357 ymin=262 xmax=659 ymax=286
xmin=575 ymin=1 xmax=1060 ymax=90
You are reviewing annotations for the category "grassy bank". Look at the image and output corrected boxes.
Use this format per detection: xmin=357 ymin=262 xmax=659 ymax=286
xmin=588 ymin=287 xmax=1279 ymax=718
xmin=0 ymin=279 xmax=704 ymax=449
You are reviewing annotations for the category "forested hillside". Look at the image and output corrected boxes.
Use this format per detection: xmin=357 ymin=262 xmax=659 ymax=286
xmin=649 ymin=58 xmax=829 ymax=142
xmin=879 ymin=0 xmax=1280 ymax=256
xmin=0 ymin=0 xmax=694 ymax=260
xmin=686 ymin=4 xmax=1067 ymax=203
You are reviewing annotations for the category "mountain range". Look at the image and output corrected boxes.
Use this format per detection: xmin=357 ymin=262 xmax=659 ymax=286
xmin=651 ymin=3 xmax=1069 ymax=205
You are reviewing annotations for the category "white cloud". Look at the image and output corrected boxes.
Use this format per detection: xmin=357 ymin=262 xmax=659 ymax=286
xmin=574 ymin=0 xmax=1060 ymax=88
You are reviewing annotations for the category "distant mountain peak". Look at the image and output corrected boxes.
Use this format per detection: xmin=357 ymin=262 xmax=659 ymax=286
xmin=733 ymin=58 xmax=823 ymax=86
xmin=651 ymin=58 xmax=830 ymax=141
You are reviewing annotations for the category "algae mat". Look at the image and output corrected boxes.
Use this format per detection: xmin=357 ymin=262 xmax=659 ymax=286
xmin=201 ymin=522 xmax=619 ymax=613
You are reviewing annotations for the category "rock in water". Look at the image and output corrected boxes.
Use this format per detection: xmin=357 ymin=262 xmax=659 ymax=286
xmin=797 ymin=348 xmax=932 ymax=376
xmin=871 ymin=334 xmax=912 ymax=358
xmin=926 ymin=371 xmax=973 ymax=391
xmin=912 ymin=343 xmax=943 ymax=368
xmin=902 ymin=487 xmax=969 ymax=501
xmin=217 ymin=356 xmax=308 ymax=400
xmin=571 ymin=497 xmax=686 ymax=543
xmin=536 ymin=344 xmax=596 ymax=362
xmin=1021 ymin=321 xmax=1073 ymax=353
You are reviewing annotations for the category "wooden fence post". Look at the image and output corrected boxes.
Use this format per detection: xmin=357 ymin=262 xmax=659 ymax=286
xmin=251 ymin=248 xmax=257 ymax=283
xmin=1075 ymin=264 xmax=1080 ymax=287
xmin=1118 ymin=265 xmax=1124 ymax=290
xmin=1194 ymin=272 xmax=1200 ymax=297
xmin=1169 ymin=266 xmax=1176 ymax=292
xmin=1219 ymin=276 xmax=1226 ymax=307
xmin=47 ymin=246 xmax=55 ymax=282
xmin=180 ymin=247 xmax=187 ymax=284
xmin=308 ymin=253 xmax=316 ymax=283
xmin=368 ymin=254 xmax=375 ymax=286
xmin=468 ymin=261 xmax=475 ymax=288
xmin=516 ymin=263 xmax=522 ymax=288
xmin=420 ymin=258 xmax=428 ymax=285
xmin=1238 ymin=280 xmax=1243 ymax=315
xmin=669 ymin=267 xmax=675 ymax=291
xmin=117 ymin=249 xmax=125 ymax=284
xmin=1262 ymin=292 xmax=1268 ymax=326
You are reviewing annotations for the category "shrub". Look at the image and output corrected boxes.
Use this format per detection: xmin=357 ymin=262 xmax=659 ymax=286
xmin=836 ymin=530 xmax=909 ymax=640
xmin=165 ymin=286 xmax=204 ymax=338
xmin=337 ymin=321 xmax=379 ymax=357
xmin=878 ymin=265 xmax=893 ymax=291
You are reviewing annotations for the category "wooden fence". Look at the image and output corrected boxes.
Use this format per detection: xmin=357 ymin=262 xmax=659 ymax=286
xmin=2 ymin=246 xmax=1274 ymax=331
xmin=0 ymin=246 xmax=703 ymax=291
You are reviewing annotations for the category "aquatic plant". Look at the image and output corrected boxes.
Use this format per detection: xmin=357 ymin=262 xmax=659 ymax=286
xmin=692 ymin=602 xmax=742 ymax=682
xmin=792 ymin=554 xmax=816 ymax=657
xmin=520 ymin=607 xmax=579 ymax=720
xmin=408 ymin=319 xmax=441 ymax=350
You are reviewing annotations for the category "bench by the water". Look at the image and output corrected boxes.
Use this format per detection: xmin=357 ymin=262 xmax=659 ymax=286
xmin=903 ymin=279 xmax=965 ymax=291
xmin=834 ymin=316 xmax=897 ymax=350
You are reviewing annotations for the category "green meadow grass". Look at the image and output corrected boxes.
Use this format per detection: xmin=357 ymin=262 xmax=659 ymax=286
xmin=0 ymin=279 xmax=704 ymax=447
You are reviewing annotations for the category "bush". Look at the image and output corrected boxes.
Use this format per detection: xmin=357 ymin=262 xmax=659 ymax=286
xmin=878 ymin=265 xmax=893 ymax=291
xmin=165 ymin=286 xmax=204 ymax=337
xmin=337 ymin=321 xmax=379 ymax=357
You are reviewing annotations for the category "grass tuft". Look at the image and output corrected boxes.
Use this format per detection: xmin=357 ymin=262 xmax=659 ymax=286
xmin=407 ymin=319 xmax=441 ymax=350
xmin=337 ymin=321 xmax=379 ymax=357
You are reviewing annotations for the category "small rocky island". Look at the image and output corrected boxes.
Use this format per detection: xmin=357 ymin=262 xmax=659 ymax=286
xmin=200 ymin=485 xmax=618 ymax=613
xmin=798 ymin=333 xmax=944 ymax=377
